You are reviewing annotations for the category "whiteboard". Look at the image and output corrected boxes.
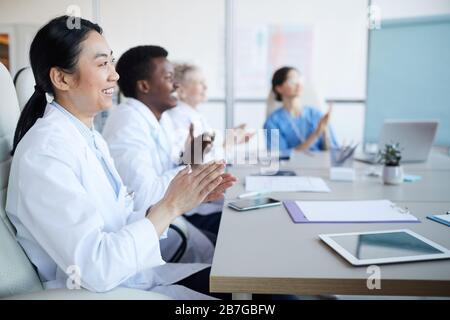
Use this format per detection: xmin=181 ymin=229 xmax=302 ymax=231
xmin=365 ymin=14 xmax=450 ymax=146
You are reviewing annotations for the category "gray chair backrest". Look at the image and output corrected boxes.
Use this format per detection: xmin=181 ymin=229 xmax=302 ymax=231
xmin=14 ymin=66 xmax=35 ymax=111
xmin=0 ymin=62 xmax=43 ymax=298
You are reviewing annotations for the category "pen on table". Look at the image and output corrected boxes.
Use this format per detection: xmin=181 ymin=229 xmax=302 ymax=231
xmin=238 ymin=190 xmax=271 ymax=199
xmin=339 ymin=143 xmax=358 ymax=163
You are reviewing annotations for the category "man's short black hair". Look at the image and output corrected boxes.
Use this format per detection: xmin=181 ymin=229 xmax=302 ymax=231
xmin=115 ymin=45 xmax=168 ymax=98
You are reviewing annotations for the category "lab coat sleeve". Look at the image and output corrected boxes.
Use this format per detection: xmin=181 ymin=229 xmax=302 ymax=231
xmin=168 ymin=110 xmax=191 ymax=147
xmin=125 ymin=207 xmax=146 ymax=225
xmin=125 ymin=207 xmax=168 ymax=239
xmin=17 ymin=147 xmax=165 ymax=293
xmin=105 ymin=116 xmax=183 ymax=212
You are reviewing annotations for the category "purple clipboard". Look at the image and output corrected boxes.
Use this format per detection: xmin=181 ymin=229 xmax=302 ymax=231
xmin=282 ymin=201 xmax=421 ymax=224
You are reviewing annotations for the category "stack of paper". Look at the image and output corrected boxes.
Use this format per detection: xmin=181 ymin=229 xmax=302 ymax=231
xmin=245 ymin=176 xmax=330 ymax=193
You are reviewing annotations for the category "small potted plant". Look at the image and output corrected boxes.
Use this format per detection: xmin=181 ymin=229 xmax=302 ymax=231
xmin=378 ymin=143 xmax=403 ymax=185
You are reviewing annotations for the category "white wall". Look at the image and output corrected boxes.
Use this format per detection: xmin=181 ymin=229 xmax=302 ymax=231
xmin=0 ymin=0 xmax=93 ymax=23
xmin=235 ymin=0 xmax=369 ymax=100
xmin=372 ymin=0 xmax=450 ymax=19
xmin=100 ymin=0 xmax=227 ymax=132
xmin=232 ymin=0 xmax=369 ymax=146
xmin=2 ymin=0 xmax=449 ymax=146
xmin=0 ymin=0 xmax=370 ymax=144
xmin=100 ymin=0 xmax=225 ymax=98
xmin=0 ymin=0 xmax=92 ymax=75
xmin=0 ymin=0 xmax=371 ymax=98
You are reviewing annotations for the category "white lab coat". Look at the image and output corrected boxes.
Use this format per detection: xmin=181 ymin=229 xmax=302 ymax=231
xmin=102 ymin=98 xmax=216 ymax=263
xmin=6 ymin=104 xmax=211 ymax=299
xmin=167 ymin=101 xmax=225 ymax=215
xmin=167 ymin=101 xmax=225 ymax=161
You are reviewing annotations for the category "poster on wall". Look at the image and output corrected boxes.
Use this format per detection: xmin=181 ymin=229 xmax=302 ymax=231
xmin=234 ymin=25 xmax=314 ymax=98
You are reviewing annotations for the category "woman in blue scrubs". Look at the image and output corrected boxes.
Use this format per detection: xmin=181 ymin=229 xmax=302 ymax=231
xmin=264 ymin=66 xmax=338 ymax=153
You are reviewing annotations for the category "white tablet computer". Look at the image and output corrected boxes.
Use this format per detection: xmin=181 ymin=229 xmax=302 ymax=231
xmin=319 ymin=229 xmax=450 ymax=266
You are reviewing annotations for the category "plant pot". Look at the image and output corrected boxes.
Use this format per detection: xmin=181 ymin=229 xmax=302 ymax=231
xmin=382 ymin=165 xmax=403 ymax=185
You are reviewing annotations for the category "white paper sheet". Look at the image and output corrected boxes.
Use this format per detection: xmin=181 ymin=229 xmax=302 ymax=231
xmin=295 ymin=200 xmax=419 ymax=222
xmin=245 ymin=176 xmax=331 ymax=192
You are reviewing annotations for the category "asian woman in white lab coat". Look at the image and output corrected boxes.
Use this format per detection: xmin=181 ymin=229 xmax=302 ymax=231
xmin=6 ymin=15 xmax=229 ymax=300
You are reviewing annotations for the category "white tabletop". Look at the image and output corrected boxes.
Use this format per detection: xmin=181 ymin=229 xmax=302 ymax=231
xmin=211 ymin=149 xmax=450 ymax=297
xmin=285 ymin=147 xmax=450 ymax=171
xmin=227 ymin=167 xmax=450 ymax=203
xmin=211 ymin=199 xmax=450 ymax=296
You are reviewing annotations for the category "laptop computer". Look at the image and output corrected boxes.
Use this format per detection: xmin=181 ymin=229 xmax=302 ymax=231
xmin=355 ymin=120 xmax=439 ymax=164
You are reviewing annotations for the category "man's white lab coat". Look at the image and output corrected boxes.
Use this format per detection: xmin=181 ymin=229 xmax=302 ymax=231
xmin=102 ymin=98 xmax=215 ymax=263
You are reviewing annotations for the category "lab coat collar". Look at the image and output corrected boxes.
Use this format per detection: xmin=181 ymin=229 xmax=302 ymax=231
xmin=176 ymin=100 xmax=198 ymax=116
xmin=124 ymin=98 xmax=174 ymax=159
xmin=125 ymin=97 xmax=166 ymax=132
xmin=48 ymin=101 xmax=116 ymax=169
xmin=44 ymin=103 xmax=124 ymax=200
xmin=175 ymin=101 xmax=212 ymax=136
xmin=50 ymin=101 xmax=97 ymax=149
xmin=43 ymin=103 xmax=90 ymax=152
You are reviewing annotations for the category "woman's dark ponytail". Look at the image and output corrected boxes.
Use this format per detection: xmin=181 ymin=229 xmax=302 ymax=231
xmin=12 ymin=88 xmax=47 ymax=155
xmin=11 ymin=15 xmax=102 ymax=155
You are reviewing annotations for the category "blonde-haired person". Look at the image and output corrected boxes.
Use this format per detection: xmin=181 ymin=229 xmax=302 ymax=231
xmin=167 ymin=63 xmax=253 ymax=161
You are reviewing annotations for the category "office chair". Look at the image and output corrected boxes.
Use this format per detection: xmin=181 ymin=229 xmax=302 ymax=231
xmin=0 ymin=62 xmax=170 ymax=299
xmin=13 ymin=66 xmax=35 ymax=111
xmin=168 ymin=223 xmax=188 ymax=262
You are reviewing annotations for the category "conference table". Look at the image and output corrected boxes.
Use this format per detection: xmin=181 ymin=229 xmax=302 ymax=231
xmin=210 ymin=148 xmax=450 ymax=299
xmin=285 ymin=147 xmax=450 ymax=171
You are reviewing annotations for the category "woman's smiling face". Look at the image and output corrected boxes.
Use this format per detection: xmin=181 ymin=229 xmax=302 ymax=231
xmin=63 ymin=31 xmax=119 ymax=116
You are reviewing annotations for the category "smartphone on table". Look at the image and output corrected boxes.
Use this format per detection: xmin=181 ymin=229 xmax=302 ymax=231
xmin=228 ymin=197 xmax=281 ymax=212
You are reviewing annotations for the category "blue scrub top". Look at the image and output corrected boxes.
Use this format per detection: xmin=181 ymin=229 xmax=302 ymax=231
xmin=264 ymin=106 xmax=338 ymax=152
